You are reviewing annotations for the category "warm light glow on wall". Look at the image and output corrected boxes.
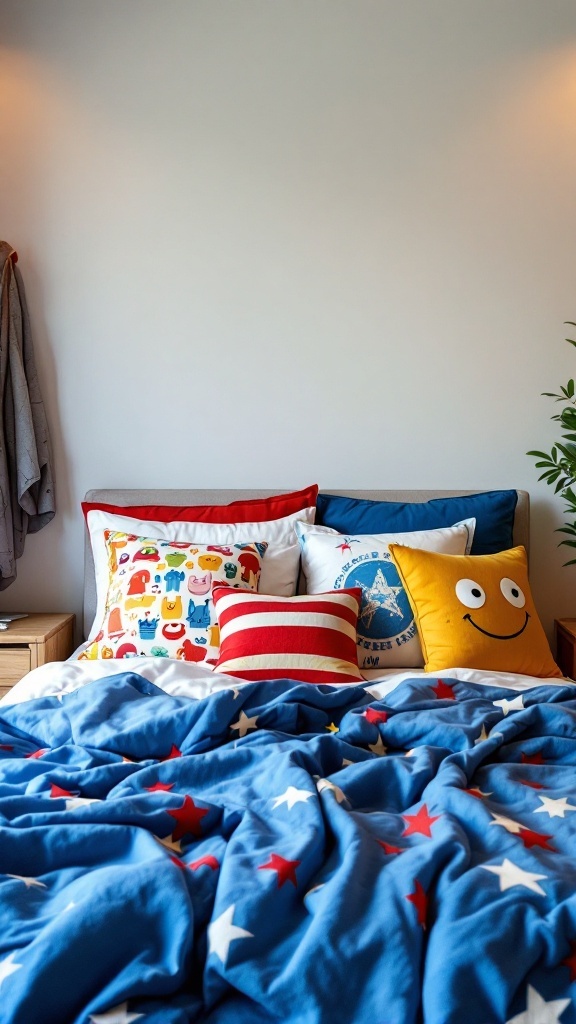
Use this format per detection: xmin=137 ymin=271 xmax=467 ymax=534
xmin=0 ymin=50 xmax=65 ymax=225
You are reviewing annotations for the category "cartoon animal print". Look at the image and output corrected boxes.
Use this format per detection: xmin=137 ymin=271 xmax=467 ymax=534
xmin=133 ymin=545 xmax=160 ymax=562
xmin=115 ymin=643 xmax=138 ymax=659
xmin=127 ymin=569 xmax=151 ymax=596
xmin=188 ymin=572 xmax=212 ymax=596
xmin=107 ymin=536 xmax=127 ymax=574
xmin=176 ymin=639 xmax=207 ymax=663
xmin=186 ymin=599 xmax=210 ymax=630
xmin=161 ymin=596 xmax=183 ymax=620
xmin=165 ymin=552 xmax=187 ymax=568
xmin=163 ymin=569 xmax=186 ymax=593
xmin=207 ymin=624 xmax=220 ymax=647
xmin=238 ymin=551 xmax=261 ymax=584
xmin=138 ymin=616 xmax=159 ymax=640
xmin=125 ymin=595 xmax=156 ymax=610
xmin=162 ymin=622 xmax=186 ymax=641
xmin=198 ymin=554 xmax=222 ymax=571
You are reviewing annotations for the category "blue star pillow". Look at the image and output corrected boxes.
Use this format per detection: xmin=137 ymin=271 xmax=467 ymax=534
xmin=295 ymin=519 xmax=475 ymax=670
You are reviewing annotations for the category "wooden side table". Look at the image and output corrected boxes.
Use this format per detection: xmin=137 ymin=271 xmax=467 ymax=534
xmin=554 ymin=618 xmax=576 ymax=679
xmin=0 ymin=613 xmax=75 ymax=700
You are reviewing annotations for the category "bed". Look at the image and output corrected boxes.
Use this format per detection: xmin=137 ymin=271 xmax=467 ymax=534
xmin=1 ymin=485 xmax=574 ymax=1024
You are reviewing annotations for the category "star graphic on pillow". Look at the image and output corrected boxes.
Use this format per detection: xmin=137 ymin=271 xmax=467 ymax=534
xmin=356 ymin=569 xmax=404 ymax=627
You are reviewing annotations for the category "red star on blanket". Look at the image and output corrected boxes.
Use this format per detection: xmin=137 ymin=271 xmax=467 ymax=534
xmin=0 ymin=744 xmax=14 ymax=751
xmin=519 ymin=778 xmax=545 ymax=790
xmin=188 ymin=855 xmax=219 ymax=871
xmin=431 ymin=680 xmax=455 ymax=700
xmin=162 ymin=744 xmax=182 ymax=761
xmin=377 ymin=840 xmax=404 ymax=855
xmin=25 ymin=748 xmax=48 ymax=759
xmin=50 ymin=784 xmax=77 ymax=798
xmin=521 ymin=750 xmax=546 ymax=765
xmin=402 ymin=804 xmax=440 ymax=838
xmin=406 ymin=880 xmax=428 ymax=928
xmin=167 ymin=795 xmax=209 ymax=840
xmin=517 ymin=827 xmax=556 ymax=852
xmin=561 ymin=941 xmax=576 ymax=982
xmin=145 ymin=781 xmax=175 ymax=792
xmin=364 ymin=708 xmax=388 ymax=725
xmin=258 ymin=853 xmax=300 ymax=888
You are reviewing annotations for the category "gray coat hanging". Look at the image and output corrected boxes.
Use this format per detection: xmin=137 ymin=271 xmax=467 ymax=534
xmin=0 ymin=242 xmax=55 ymax=588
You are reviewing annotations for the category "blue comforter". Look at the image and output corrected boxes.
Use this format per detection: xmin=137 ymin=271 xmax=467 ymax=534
xmin=1 ymin=672 xmax=576 ymax=1024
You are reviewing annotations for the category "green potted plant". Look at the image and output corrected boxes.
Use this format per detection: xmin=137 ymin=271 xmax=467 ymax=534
xmin=528 ymin=322 xmax=576 ymax=566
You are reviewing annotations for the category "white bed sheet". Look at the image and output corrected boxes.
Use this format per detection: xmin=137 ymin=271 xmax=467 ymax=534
xmin=0 ymin=656 xmax=568 ymax=708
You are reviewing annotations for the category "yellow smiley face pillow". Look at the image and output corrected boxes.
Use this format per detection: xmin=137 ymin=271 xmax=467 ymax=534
xmin=388 ymin=544 xmax=562 ymax=678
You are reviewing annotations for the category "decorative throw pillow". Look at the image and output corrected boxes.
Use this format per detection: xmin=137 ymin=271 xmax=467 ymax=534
xmin=79 ymin=532 xmax=267 ymax=663
xmin=315 ymin=490 xmax=518 ymax=555
xmin=212 ymin=586 xmax=364 ymax=684
xmin=84 ymin=505 xmax=316 ymax=641
xmin=296 ymin=520 xmax=475 ymax=670
xmin=388 ymin=544 xmax=562 ymax=678
xmin=82 ymin=484 xmax=318 ymax=525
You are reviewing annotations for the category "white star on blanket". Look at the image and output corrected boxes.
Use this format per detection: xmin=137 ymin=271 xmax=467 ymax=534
xmin=475 ymin=724 xmax=489 ymax=744
xmin=6 ymin=874 xmax=46 ymax=889
xmin=154 ymin=834 xmax=182 ymax=854
xmin=65 ymin=797 xmax=101 ymax=811
xmin=89 ymin=1002 xmax=144 ymax=1023
xmin=316 ymin=778 xmax=347 ymax=804
xmin=534 ymin=795 xmax=576 ymax=819
xmin=368 ymin=735 xmax=387 ymax=756
xmin=0 ymin=952 xmax=22 ymax=989
xmin=304 ymin=883 xmax=325 ymax=900
xmin=230 ymin=711 xmax=258 ymax=738
xmin=493 ymin=695 xmax=525 ymax=715
xmin=506 ymin=984 xmax=570 ymax=1024
xmin=482 ymin=858 xmax=547 ymax=895
xmin=272 ymin=786 xmax=315 ymax=810
xmin=490 ymin=813 xmax=522 ymax=833
xmin=208 ymin=904 xmax=253 ymax=964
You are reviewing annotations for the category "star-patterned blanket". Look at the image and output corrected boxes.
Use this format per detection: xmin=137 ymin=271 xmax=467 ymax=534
xmin=0 ymin=671 xmax=576 ymax=1024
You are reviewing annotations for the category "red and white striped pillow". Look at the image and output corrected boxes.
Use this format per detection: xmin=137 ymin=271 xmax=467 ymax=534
xmin=211 ymin=586 xmax=363 ymax=684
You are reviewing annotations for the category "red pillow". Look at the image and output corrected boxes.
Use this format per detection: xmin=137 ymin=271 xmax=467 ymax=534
xmin=212 ymin=585 xmax=363 ymax=684
xmin=82 ymin=484 xmax=318 ymax=525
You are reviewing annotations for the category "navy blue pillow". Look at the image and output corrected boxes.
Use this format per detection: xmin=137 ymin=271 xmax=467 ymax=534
xmin=315 ymin=490 xmax=518 ymax=556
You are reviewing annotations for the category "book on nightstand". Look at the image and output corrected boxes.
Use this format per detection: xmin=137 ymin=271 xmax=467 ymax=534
xmin=0 ymin=614 xmax=28 ymax=630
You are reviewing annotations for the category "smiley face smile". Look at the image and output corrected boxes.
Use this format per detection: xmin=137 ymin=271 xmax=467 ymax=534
xmin=463 ymin=611 xmax=530 ymax=640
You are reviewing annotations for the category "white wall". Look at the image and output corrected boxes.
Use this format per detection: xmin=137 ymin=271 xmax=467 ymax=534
xmin=0 ymin=0 xmax=575 ymax=641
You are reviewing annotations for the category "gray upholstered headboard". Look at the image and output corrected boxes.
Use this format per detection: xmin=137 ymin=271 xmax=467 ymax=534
xmin=82 ymin=488 xmax=530 ymax=640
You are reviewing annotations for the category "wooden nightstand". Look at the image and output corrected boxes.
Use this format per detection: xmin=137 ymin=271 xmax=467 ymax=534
xmin=0 ymin=613 xmax=75 ymax=699
xmin=555 ymin=618 xmax=576 ymax=679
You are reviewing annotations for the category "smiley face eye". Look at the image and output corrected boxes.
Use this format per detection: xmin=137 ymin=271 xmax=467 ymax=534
xmin=455 ymin=579 xmax=486 ymax=608
xmin=500 ymin=577 xmax=525 ymax=608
